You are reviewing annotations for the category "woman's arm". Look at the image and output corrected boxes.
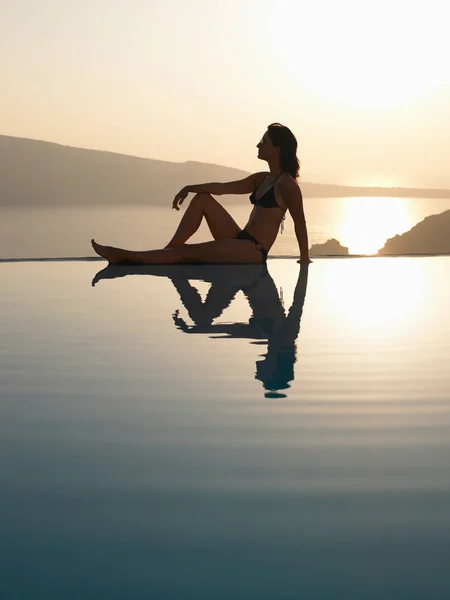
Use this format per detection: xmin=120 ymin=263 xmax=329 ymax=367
xmin=173 ymin=172 xmax=267 ymax=209
xmin=277 ymin=179 xmax=311 ymax=264
xmin=186 ymin=172 xmax=266 ymax=195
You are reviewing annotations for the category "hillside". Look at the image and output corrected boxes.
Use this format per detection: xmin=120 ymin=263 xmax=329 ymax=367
xmin=0 ymin=136 xmax=249 ymax=207
xmin=310 ymin=239 xmax=349 ymax=256
xmin=378 ymin=210 xmax=450 ymax=255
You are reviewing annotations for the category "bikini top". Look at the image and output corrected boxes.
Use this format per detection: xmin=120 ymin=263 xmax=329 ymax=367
xmin=249 ymin=173 xmax=286 ymax=210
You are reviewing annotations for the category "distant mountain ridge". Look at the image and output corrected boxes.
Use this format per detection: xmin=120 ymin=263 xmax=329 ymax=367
xmin=0 ymin=135 xmax=250 ymax=207
xmin=1 ymin=135 xmax=450 ymax=207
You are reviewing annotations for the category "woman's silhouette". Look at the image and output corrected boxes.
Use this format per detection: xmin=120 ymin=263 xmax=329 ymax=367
xmin=91 ymin=123 xmax=311 ymax=265
xmin=92 ymin=262 xmax=309 ymax=397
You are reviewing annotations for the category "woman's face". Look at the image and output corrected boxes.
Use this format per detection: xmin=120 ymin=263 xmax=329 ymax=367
xmin=256 ymin=132 xmax=278 ymax=162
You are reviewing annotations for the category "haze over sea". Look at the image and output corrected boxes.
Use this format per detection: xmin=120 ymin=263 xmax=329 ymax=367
xmin=2 ymin=195 xmax=450 ymax=260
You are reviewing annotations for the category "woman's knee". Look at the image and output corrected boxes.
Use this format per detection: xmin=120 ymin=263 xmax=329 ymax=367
xmin=191 ymin=193 xmax=215 ymax=209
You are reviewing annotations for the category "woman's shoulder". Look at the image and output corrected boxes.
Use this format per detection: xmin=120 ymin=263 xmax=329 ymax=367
xmin=275 ymin=173 xmax=300 ymax=190
xmin=274 ymin=174 xmax=303 ymax=206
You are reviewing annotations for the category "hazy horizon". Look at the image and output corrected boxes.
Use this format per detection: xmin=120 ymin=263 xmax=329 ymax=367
xmin=2 ymin=0 xmax=450 ymax=189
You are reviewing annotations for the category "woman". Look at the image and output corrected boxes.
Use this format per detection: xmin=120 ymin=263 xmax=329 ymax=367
xmin=91 ymin=123 xmax=311 ymax=265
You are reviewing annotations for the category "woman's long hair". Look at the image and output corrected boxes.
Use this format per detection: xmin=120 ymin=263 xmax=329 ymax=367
xmin=267 ymin=123 xmax=300 ymax=179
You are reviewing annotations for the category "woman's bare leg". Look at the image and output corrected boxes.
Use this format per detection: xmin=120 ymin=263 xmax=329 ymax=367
xmin=165 ymin=193 xmax=240 ymax=247
xmin=91 ymin=238 xmax=264 ymax=265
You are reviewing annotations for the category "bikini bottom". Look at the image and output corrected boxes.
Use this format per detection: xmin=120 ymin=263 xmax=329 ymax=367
xmin=235 ymin=229 xmax=268 ymax=262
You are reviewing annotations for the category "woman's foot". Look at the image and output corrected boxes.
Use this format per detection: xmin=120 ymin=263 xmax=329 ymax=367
xmin=91 ymin=239 xmax=126 ymax=264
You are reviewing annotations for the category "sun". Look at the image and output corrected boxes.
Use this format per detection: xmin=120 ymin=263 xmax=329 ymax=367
xmin=271 ymin=1 xmax=450 ymax=109
xmin=334 ymin=197 xmax=416 ymax=255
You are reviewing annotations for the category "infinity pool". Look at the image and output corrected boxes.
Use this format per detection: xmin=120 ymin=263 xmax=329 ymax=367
xmin=1 ymin=257 xmax=450 ymax=599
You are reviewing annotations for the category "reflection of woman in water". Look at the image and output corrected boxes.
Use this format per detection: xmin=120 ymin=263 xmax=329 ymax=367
xmin=92 ymin=262 xmax=309 ymax=397
xmin=91 ymin=123 xmax=311 ymax=266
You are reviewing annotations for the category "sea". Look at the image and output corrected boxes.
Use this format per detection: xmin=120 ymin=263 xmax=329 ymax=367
xmin=1 ymin=195 xmax=449 ymax=259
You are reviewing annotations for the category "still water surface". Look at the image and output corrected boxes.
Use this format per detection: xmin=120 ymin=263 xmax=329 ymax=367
xmin=1 ymin=257 xmax=450 ymax=599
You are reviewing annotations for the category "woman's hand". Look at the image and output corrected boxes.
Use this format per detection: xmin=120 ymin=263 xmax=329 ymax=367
xmin=172 ymin=187 xmax=190 ymax=210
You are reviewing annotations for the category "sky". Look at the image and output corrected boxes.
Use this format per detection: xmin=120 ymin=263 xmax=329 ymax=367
xmin=2 ymin=0 xmax=450 ymax=188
